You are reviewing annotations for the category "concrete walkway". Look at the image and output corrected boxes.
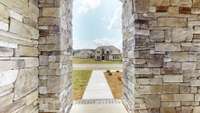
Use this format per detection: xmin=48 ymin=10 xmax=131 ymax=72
xmin=73 ymin=64 xmax=122 ymax=70
xmin=70 ymin=101 xmax=128 ymax=113
xmin=82 ymin=70 xmax=113 ymax=99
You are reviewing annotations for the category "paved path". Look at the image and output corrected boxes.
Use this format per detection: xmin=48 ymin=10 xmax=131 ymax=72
xmin=82 ymin=70 xmax=113 ymax=99
xmin=70 ymin=100 xmax=128 ymax=113
xmin=73 ymin=64 xmax=122 ymax=70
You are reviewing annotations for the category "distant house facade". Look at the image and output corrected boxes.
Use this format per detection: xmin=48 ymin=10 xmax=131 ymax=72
xmin=73 ymin=49 xmax=95 ymax=59
xmin=95 ymin=46 xmax=121 ymax=61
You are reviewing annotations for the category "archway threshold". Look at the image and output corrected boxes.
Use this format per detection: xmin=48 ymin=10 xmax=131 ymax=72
xmin=70 ymin=99 xmax=128 ymax=113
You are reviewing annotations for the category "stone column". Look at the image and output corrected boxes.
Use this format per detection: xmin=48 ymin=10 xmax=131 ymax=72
xmin=123 ymin=0 xmax=200 ymax=113
xmin=38 ymin=0 xmax=73 ymax=113
xmin=0 ymin=0 xmax=39 ymax=113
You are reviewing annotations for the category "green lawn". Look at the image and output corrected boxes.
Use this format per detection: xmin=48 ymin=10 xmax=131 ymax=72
xmin=73 ymin=58 xmax=122 ymax=64
xmin=72 ymin=70 xmax=92 ymax=100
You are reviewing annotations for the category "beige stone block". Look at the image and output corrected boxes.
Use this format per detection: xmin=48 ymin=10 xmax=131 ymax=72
xmin=161 ymin=94 xmax=194 ymax=101
xmin=39 ymin=17 xmax=59 ymax=26
xmin=47 ymin=77 xmax=60 ymax=93
xmin=0 ymin=93 xmax=14 ymax=108
xmin=163 ymin=85 xmax=179 ymax=93
xmin=0 ymin=21 xmax=8 ymax=31
xmin=194 ymin=107 xmax=200 ymax=113
xmin=14 ymin=68 xmax=38 ymax=100
xmin=182 ymin=62 xmax=196 ymax=71
xmin=25 ymin=90 xmax=38 ymax=105
xmin=15 ymin=46 xmax=38 ymax=57
xmin=150 ymin=0 xmax=169 ymax=6
xmin=155 ymin=43 xmax=181 ymax=51
xmin=143 ymin=95 xmax=160 ymax=108
xmin=163 ymin=75 xmax=183 ymax=82
xmin=169 ymin=52 xmax=197 ymax=62
xmin=0 ymin=60 xmax=24 ymax=72
xmin=192 ymin=8 xmax=200 ymax=14
xmin=170 ymin=0 xmax=192 ymax=7
xmin=191 ymin=80 xmax=200 ymax=86
xmin=137 ymin=78 xmax=162 ymax=85
xmin=0 ymin=40 xmax=17 ymax=48
xmin=0 ymin=47 xmax=13 ymax=56
xmin=172 ymin=28 xmax=192 ymax=42
xmin=158 ymin=17 xmax=187 ymax=27
xmin=9 ymin=10 xmax=23 ymax=22
xmin=0 ymin=70 xmax=18 ymax=87
xmin=0 ymin=3 xmax=9 ymax=22
xmin=0 ymin=84 xmax=13 ymax=96
xmin=42 ymin=8 xmax=59 ymax=17
xmin=0 ymin=0 xmax=28 ymax=15
xmin=195 ymin=94 xmax=200 ymax=101
xmin=135 ymin=68 xmax=160 ymax=75
xmin=161 ymin=102 xmax=180 ymax=107
xmin=168 ymin=7 xmax=179 ymax=15
xmin=9 ymin=18 xmax=39 ymax=40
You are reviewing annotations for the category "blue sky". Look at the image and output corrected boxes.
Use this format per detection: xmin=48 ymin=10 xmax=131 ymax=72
xmin=73 ymin=0 xmax=122 ymax=50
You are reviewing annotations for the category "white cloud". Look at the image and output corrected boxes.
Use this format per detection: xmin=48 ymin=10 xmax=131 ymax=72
xmin=107 ymin=3 xmax=122 ymax=31
xmin=93 ymin=38 xmax=122 ymax=50
xmin=75 ymin=0 xmax=102 ymax=15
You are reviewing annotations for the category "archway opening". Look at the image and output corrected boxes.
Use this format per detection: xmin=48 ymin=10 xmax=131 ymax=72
xmin=72 ymin=0 xmax=123 ymax=101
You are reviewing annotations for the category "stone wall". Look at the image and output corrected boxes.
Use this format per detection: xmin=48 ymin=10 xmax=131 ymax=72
xmin=0 ymin=0 xmax=39 ymax=113
xmin=38 ymin=0 xmax=73 ymax=113
xmin=123 ymin=0 xmax=200 ymax=113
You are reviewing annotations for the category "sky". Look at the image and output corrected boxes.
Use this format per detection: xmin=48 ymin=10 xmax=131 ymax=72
xmin=73 ymin=0 xmax=122 ymax=50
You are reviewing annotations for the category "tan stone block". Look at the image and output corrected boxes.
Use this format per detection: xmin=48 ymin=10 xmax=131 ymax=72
xmin=182 ymin=62 xmax=196 ymax=71
xmin=14 ymin=68 xmax=38 ymax=100
xmin=0 ymin=60 xmax=24 ymax=72
xmin=9 ymin=18 xmax=39 ymax=39
xmin=170 ymin=0 xmax=192 ymax=7
xmin=163 ymin=85 xmax=179 ymax=93
xmin=15 ymin=46 xmax=38 ymax=57
xmin=193 ymin=0 xmax=200 ymax=7
xmin=0 ymin=93 xmax=14 ymax=108
xmin=155 ymin=43 xmax=181 ymax=51
xmin=160 ymin=107 xmax=176 ymax=113
xmin=194 ymin=107 xmax=200 ymax=113
xmin=150 ymin=0 xmax=169 ymax=6
xmin=169 ymin=52 xmax=197 ymax=62
xmin=143 ymin=95 xmax=160 ymax=108
xmin=9 ymin=10 xmax=23 ymax=22
xmin=163 ymin=75 xmax=183 ymax=82
xmin=192 ymin=8 xmax=200 ymax=14
xmin=135 ymin=0 xmax=149 ymax=13
xmin=158 ymin=17 xmax=187 ymax=27
xmin=39 ymin=17 xmax=59 ymax=26
xmin=0 ymin=0 xmax=28 ymax=15
xmin=47 ymin=77 xmax=60 ymax=93
xmin=172 ymin=28 xmax=192 ymax=42
xmin=42 ymin=8 xmax=59 ymax=17
xmin=137 ymin=78 xmax=162 ymax=85
xmin=25 ymin=90 xmax=38 ymax=105
xmin=0 ymin=3 xmax=9 ymax=21
xmin=161 ymin=94 xmax=194 ymax=101
xmin=168 ymin=7 xmax=179 ymax=15
xmin=161 ymin=102 xmax=180 ymax=107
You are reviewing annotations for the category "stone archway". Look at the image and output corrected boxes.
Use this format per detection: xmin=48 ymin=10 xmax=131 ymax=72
xmin=0 ymin=0 xmax=200 ymax=113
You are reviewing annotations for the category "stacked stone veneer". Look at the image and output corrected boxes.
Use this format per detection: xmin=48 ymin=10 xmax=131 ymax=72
xmin=123 ymin=0 xmax=200 ymax=113
xmin=38 ymin=0 xmax=73 ymax=113
xmin=0 ymin=0 xmax=39 ymax=113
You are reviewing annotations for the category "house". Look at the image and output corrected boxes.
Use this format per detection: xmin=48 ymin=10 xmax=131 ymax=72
xmin=73 ymin=49 xmax=95 ymax=59
xmin=95 ymin=46 xmax=121 ymax=61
